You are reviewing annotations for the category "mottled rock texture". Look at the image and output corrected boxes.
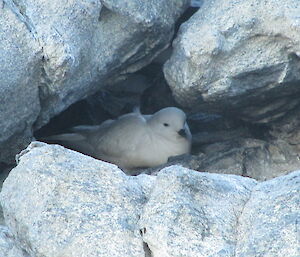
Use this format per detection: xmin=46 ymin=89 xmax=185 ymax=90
xmin=0 ymin=0 xmax=189 ymax=164
xmin=1 ymin=142 xmax=154 ymax=257
xmin=139 ymin=166 xmax=257 ymax=257
xmin=1 ymin=143 xmax=299 ymax=257
xmin=164 ymin=0 xmax=300 ymax=123
xmin=0 ymin=226 xmax=29 ymax=257
xmin=0 ymin=3 xmax=41 ymax=163
xmin=235 ymin=170 xmax=300 ymax=257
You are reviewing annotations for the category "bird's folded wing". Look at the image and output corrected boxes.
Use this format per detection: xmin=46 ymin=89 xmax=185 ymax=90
xmin=70 ymin=121 xmax=113 ymax=134
xmin=90 ymin=114 xmax=148 ymax=159
xmin=44 ymin=133 xmax=86 ymax=141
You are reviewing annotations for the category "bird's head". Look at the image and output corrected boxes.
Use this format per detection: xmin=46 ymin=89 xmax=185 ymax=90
xmin=148 ymin=107 xmax=192 ymax=143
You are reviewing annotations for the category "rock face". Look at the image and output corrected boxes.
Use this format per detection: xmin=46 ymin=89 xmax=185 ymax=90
xmin=0 ymin=142 xmax=154 ymax=257
xmin=0 ymin=0 xmax=189 ymax=164
xmin=30 ymin=0 xmax=300 ymax=183
xmin=141 ymin=167 xmax=300 ymax=257
xmin=0 ymin=3 xmax=41 ymax=163
xmin=1 ymin=143 xmax=299 ymax=257
xmin=235 ymin=170 xmax=300 ymax=257
xmin=194 ymin=137 xmax=300 ymax=181
xmin=0 ymin=226 xmax=29 ymax=257
xmin=164 ymin=0 xmax=300 ymax=123
xmin=139 ymin=166 xmax=257 ymax=257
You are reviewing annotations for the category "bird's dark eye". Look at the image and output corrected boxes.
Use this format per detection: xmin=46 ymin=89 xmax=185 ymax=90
xmin=163 ymin=123 xmax=169 ymax=127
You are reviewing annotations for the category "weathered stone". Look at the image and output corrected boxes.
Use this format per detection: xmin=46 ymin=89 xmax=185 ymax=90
xmin=198 ymin=138 xmax=300 ymax=181
xmin=185 ymin=108 xmax=300 ymax=181
xmin=23 ymin=0 xmax=189 ymax=127
xmin=139 ymin=167 xmax=300 ymax=257
xmin=164 ymin=0 xmax=300 ymax=123
xmin=0 ymin=226 xmax=29 ymax=257
xmin=0 ymin=142 xmax=155 ymax=257
xmin=0 ymin=2 xmax=41 ymax=163
xmin=236 ymin=170 xmax=300 ymax=256
xmin=1 ymin=143 xmax=299 ymax=257
xmin=139 ymin=166 xmax=257 ymax=257
xmin=0 ymin=165 xmax=11 ymax=225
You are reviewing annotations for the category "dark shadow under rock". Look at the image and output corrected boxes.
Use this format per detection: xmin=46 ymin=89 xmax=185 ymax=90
xmin=0 ymin=163 xmax=13 ymax=225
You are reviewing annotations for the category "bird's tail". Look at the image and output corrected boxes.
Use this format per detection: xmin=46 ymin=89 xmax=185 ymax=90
xmin=42 ymin=133 xmax=86 ymax=142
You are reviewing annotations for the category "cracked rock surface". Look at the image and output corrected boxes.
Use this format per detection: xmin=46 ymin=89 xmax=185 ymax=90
xmin=164 ymin=0 xmax=300 ymax=123
xmin=1 ymin=142 xmax=154 ymax=257
xmin=0 ymin=2 xmax=41 ymax=164
xmin=1 ymin=143 xmax=299 ymax=257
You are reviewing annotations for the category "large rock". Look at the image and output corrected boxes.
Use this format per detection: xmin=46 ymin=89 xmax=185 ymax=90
xmin=140 ymin=167 xmax=300 ymax=257
xmin=0 ymin=142 xmax=154 ymax=257
xmin=0 ymin=3 xmax=41 ymax=163
xmin=0 ymin=143 xmax=299 ymax=256
xmin=0 ymin=0 xmax=189 ymax=164
xmin=139 ymin=166 xmax=257 ymax=257
xmin=164 ymin=0 xmax=300 ymax=123
xmin=235 ymin=170 xmax=300 ymax=256
xmin=28 ymin=0 xmax=189 ymax=126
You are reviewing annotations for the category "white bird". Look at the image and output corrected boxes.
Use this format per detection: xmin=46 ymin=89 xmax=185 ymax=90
xmin=45 ymin=107 xmax=192 ymax=173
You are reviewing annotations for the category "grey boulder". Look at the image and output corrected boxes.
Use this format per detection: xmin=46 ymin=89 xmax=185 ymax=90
xmin=0 ymin=3 xmax=41 ymax=163
xmin=164 ymin=0 xmax=300 ymax=123
xmin=139 ymin=166 xmax=257 ymax=257
xmin=140 ymin=167 xmax=300 ymax=257
xmin=1 ymin=142 xmax=299 ymax=256
xmin=235 ymin=170 xmax=300 ymax=257
xmin=0 ymin=142 xmax=154 ymax=257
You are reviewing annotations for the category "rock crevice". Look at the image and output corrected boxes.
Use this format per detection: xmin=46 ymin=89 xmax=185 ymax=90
xmin=4 ymin=0 xmax=38 ymax=38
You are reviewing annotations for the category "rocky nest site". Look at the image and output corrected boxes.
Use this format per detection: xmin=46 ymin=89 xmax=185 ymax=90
xmin=0 ymin=0 xmax=299 ymax=256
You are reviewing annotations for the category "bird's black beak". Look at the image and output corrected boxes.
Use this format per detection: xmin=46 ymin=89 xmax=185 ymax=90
xmin=178 ymin=128 xmax=187 ymax=138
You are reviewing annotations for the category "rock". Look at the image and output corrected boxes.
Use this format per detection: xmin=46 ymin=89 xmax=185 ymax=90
xmin=0 ymin=143 xmax=299 ymax=256
xmin=140 ymin=168 xmax=300 ymax=257
xmin=0 ymin=226 xmax=29 ymax=257
xmin=26 ymin=0 xmax=189 ymax=127
xmin=0 ymin=142 xmax=155 ymax=257
xmin=269 ymin=103 xmax=300 ymax=147
xmin=0 ymin=210 xmax=3 ymax=227
xmin=0 ymin=0 xmax=189 ymax=164
xmin=190 ymin=0 xmax=203 ymax=8
xmin=0 ymin=2 xmax=41 ymax=163
xmin=186 ymin=105 xmax=300 ymax=181
xmin=164 ymin=0 xmax=300 ymax=123
xmin=139 ymin=166 xmax=257 ymax=257
xmin=235 ymin=170 xmax=300 ymax=256
xmin=197 ymin=138 xmax=300 ymax=181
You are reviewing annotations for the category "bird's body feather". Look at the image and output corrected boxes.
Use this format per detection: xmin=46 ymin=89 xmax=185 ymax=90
xmin=44 ymin=107 xmax=191 ymax=173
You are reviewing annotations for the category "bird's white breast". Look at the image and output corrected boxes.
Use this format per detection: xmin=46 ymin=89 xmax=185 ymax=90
xmin=123 ymin=128 xmax=190 ymax=169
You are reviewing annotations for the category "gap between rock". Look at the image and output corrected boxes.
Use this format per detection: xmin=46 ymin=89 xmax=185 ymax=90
xmin=233 ymin=182 xmax=257 ymax=257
